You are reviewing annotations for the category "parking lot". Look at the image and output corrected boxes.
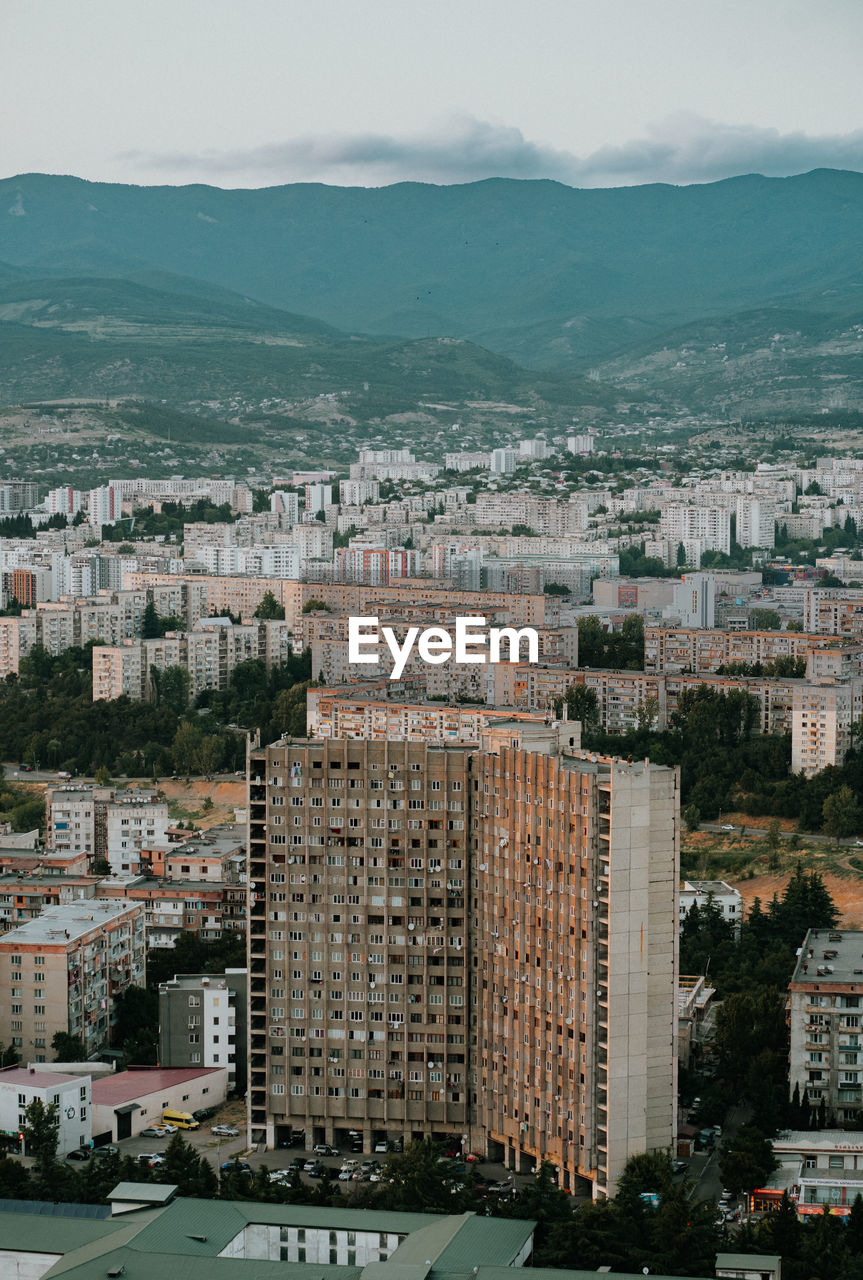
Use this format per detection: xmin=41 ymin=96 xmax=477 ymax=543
xmin=113 ymin=1123 xmax=568 ymax=1199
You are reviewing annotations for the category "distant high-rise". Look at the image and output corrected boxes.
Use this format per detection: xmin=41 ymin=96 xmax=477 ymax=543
xmin=247 ymin=725 xmax=679 ymax=1197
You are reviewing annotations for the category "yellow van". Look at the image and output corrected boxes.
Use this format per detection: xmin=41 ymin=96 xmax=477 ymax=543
xmin=162 ymin=1109 xmax=200 ymax=1130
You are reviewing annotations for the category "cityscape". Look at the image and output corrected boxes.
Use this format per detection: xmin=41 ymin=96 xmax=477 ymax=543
xmin=2 ymin=3 xmax=863 ymax=1280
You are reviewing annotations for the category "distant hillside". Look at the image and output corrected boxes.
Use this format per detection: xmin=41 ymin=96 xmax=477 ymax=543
xmin=3 ymin=169 xmax=863 ymax=368
xmin=0 ymin=272 xmax=614 ymax=411
xmin=591 ymin=306 xmax=863 ymax=415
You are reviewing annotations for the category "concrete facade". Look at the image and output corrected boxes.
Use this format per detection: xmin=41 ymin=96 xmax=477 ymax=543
xmin=247 ymin=727 xmax=679 ymax=1198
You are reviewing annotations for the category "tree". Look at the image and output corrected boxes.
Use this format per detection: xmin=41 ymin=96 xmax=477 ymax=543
xmin=823 ymin=784 xmax=862 ymax=839
xmin=750 ymin=608 xmax=782 ymax=630
xmin=254 ymin=590 xmax=285 ymax=620
xmin=22 ymin=1097 xmax=59 ymax=1165
xmin=719 ymin=1127 xmax=778 ymax=1195
xmin=113 ymin=986 xmax=159 ymax=1064
xmin=676 ymin=541 xmax=687 ymax=567
xmin=51 ymin=1031 xmax=85 ymax=1061
xmin=373 ymin=1140 xmax=470 ymax=1213
xmin=554 ymin=684 xmax=600 ymax=732
xmin=766 ymin=817 xmax=782 ymax=869
xmin=683 ymin=803 xmax=701 ymax=833
xmin=141 ymin=600 xmax=163 ymax=639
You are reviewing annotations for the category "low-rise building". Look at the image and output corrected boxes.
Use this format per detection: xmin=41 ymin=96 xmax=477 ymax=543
xmin=0 ymin=1064 xmax=91 ymax=1155
xmin=679 ymin=881 xmax=743 ymax=934
xmin=91 ymin=1066 xmax=228 ymax=1142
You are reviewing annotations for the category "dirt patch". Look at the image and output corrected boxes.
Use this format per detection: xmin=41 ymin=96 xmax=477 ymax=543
xmin=158 ymin=778 xmax=245 ymax=828
xmin=734 ymin=870 xmax=863 ymax=930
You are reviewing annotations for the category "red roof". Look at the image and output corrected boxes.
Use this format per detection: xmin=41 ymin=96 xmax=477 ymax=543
xmin=91 ymin=1067 xmax=223 ymax=1105
xmin=0 ymin=1066 xmax=79 ymax=1088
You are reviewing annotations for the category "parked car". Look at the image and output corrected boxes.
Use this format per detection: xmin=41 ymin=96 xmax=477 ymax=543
xmin=193 ymin=1107 xmax=215 ymax=1121
xmin=373 ymin=1142 xmax=388 ymax=1153
xmin=307 ymin=1163 xmax=325 ymax=1178
xmin=140 ymin=1126 xmax=169 ymax=1138
xmin=160 ymin=1123 xmax=178 ymax=1134
xmin=313 ymin=1143 xmax=339 ymax=1157
xmin=289 ymin=1156 xmax=306 ymax=1170
xmin=66 ymin=1148 xmax=90 ymax=1161
xmin=138 ymin=1153 xmax=164 ymax=1167
xmin=303 ymin=1159 xmax=319 ymax=1173
xmin=720 ymin=824 xmax=735 ymax=831
xmin=92 ymin=1144 xmax=119 ymax=1159
xmin=221 ymin=1160 xmax=251 ymax=1174
xmin=212 ymin=1125 xmax=240 ymax=1138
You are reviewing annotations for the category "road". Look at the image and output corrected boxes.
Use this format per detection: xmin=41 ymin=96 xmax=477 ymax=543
xmin=700 ymin=821 xmax=861 ymax=847
xmin=2 ymin=766 xmax=244 ymax=785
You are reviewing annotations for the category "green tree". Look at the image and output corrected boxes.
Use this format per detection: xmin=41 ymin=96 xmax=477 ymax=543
xmin=719 ymin=1127 xmax=778 ymax=1196
xmin=254 ymin=590 xmax=285 ymax=620
xmin=676 ymin=541 xmax=687 ymax=567
xmin=51 ymin=1031 xmax=85 ymax=1061
xmin=683 ymin=803 xmax=701 ymax=833
xmin=373 ymin=1140 xmax=470 ymax=1213
xmin=750 ymin=608 xmax=782 ymax=630
xmin=141 ymin=600 xmax=162 ymax=639
xmin=556 ymin=684 xmax=600 ymax=732
xmin=823 ymin=784 xmax=862 ymax=839
xmin=22 ymin=1097 xmax=59 ymax=1166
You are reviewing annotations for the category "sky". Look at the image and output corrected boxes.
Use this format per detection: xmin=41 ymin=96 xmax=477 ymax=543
xmin=3 ymin=0 xmax=863 ymax=189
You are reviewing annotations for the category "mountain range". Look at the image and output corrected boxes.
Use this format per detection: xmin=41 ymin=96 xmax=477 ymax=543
xmin=1 ymin=168 xmax=862 ymax=412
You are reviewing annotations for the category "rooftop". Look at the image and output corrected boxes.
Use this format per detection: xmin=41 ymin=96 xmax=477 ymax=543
xmin=0 ymin=1066 xmax=80 ymax=1089
xmin=92 ymin=1067 xmax=224 ymax=1106
xmin=0 ymin=899 xmax=142 ymax=947
xmin=791 ymin=928 xmax=863 ymax=986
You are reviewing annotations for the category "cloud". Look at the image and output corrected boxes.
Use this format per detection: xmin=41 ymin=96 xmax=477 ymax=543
xmin=118 ymin=113 xmax=863 ymax=188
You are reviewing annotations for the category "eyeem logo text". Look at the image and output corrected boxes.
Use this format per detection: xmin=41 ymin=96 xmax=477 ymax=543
xmin=348 ymin=615 xmax=539 ymax=680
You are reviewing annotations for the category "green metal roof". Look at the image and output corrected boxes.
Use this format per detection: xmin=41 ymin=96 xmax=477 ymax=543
xmin=0 ymin=1212 xmax=123 ymax=1255
xmin=130 ymin=1198 xmax=436 ymax=1257
xmin=108 ymin=1181 xmax=178 ymax=1204
xmin=39 ymin=1198 xmax=538 ymax=1280
xmin=432 ymin=1216 xmax=534 ymax=1272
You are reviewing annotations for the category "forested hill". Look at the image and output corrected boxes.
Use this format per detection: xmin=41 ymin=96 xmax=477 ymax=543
xmin=3 ymin=168 xmax=863 ymax=367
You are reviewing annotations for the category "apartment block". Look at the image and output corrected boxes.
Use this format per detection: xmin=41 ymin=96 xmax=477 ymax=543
xmin=791 ymin=678 xmax=863 ymax=776
xmin=473 ymin=728 xmax=679 ymax=1199
xmin=644 ymin=627 xmax=850 ymax=675
xmin=159 ymin=970 xmax=248 ymax=1090
xmin=659 ymin=503 xmax=731 ymax=555
xmin=789 ymin=929 xmax=863 ymax=1125
xmin=0 ymin=899 xmax=146 ymax=1060
xmin=736 ymin=497 xmax=776 ymax=549
xmin=306 ymin=688 xmax=552 ymax=743
xmin=247 ymin=728 xmax=679 ymax=1198
xmin=46 ymin=786 xmax=170 ymax=874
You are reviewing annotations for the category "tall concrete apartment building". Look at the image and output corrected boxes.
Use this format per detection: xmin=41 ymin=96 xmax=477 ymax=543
xmin=247 ymin=725 xmax=679 ymax=1198
xmin=789 ymin=929 xmax=863 ymax=1125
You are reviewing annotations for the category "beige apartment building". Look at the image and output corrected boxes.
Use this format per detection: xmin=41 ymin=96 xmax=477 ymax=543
xmin=644 ymin=627 xmax=850 ymax=675
xmin=306 ymin=688 xmax=550 ymax=742
xmin=247 ymin=726 xmax=679 ymax=1198
xmin=790 ymin=678 xmax=863 ymax=776
xmin=0 ymin=900 xmax=146 ymax=1061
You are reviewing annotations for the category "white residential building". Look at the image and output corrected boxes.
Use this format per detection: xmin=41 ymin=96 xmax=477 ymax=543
xmin=0 ymin=1065 xmax=92 ymax=1155
xmin=736 ymin=496 xmax=777 ymax=550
